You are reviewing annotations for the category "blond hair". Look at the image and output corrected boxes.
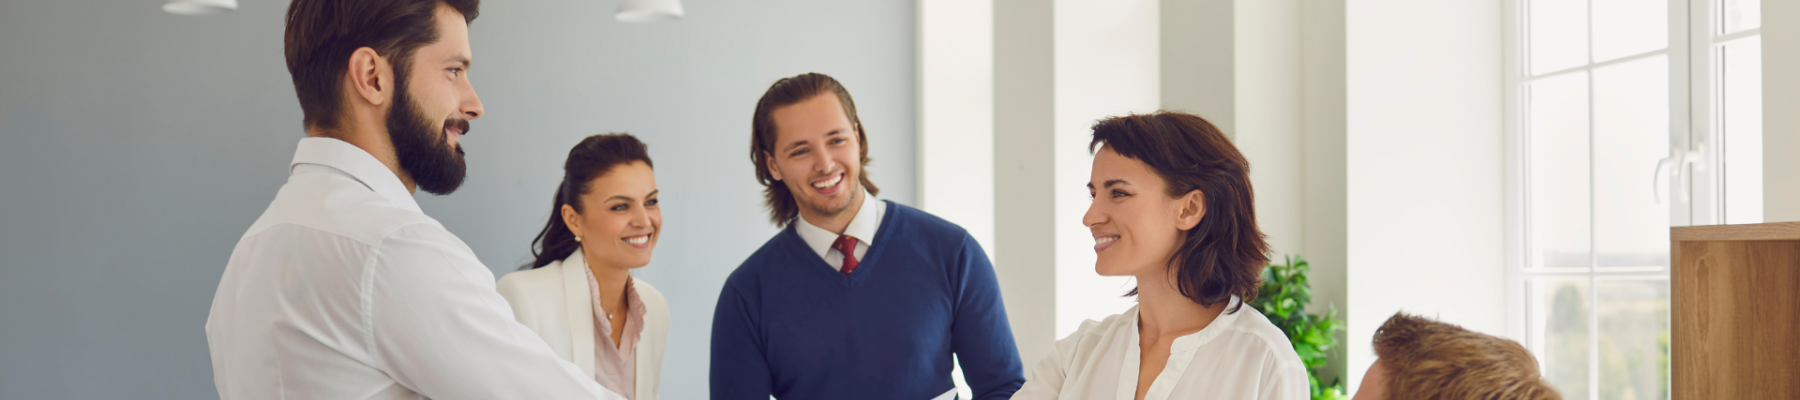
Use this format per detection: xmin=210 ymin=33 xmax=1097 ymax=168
xmin=1372 ymin=313 xmax=1561 ymax=400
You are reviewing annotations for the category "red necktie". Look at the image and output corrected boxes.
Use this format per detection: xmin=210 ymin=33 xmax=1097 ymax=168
xmin=832 ymin=235 xmax=860 ymax=274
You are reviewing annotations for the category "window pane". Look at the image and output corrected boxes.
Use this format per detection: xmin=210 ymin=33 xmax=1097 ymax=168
xmin=1592 ymin=56 xmax=1670 ymax=269
xmin=1721 ymin=0 xmax=1761 ymax=34
xmin=1720 ymin=37 xmax=1763 ymax=225
xmin=1529 ymin=72 xmax=1591 ymax=269
xmin=1530 ymin=0 xmax=1589 ymax=75
xmin=1597 ymin=279 xmax=1670 ymax=400
xmin=1534 ymin=278 xmax=1592 ymax=397
xmin=1592 ymin=0 xmax=1666 ymax=62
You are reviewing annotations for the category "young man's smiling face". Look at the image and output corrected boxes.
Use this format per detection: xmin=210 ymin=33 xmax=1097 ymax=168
xmin=764 ymin=92 xmax=864 ymax=221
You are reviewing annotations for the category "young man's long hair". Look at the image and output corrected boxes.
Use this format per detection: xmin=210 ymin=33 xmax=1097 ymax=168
xmin=747 ymin=73 xmax=879 ymax=227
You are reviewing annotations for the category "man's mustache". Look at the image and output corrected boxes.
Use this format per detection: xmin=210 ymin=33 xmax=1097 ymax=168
xmin=444 ymin=118 xmax=471 ymax=137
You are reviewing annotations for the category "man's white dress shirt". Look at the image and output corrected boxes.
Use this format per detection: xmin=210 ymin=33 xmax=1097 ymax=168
xmin=205 ymin=138 xmax=624 ymax=400
xmin=792 ymin=190 xmax=884 ymax=272
xmin=1010 ymin=297 xmax=1309 ymax=400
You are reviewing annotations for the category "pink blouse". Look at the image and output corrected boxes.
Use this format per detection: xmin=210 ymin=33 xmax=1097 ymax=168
xmin=585 ymin=267 xmax=648 ymax=399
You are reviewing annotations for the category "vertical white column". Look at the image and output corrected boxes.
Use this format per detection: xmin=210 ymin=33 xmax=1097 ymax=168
xmin=993 ymin=0 xmax=1059 ymax=369
xmin=1763 ymin=0 xmax=1800 ymax=222
xmin=918 ymin=0 xmax=996 ymax=253
xmin=919 ymin=1 xmax=995 ymax=395
xmin=1161 ymin=0 xmax=1236 ymax=135
xmin=1343 ymin=0 xmax=1506 ymax=391
xmin=1052 ymin=0 xmax=1162 ymax=339
xmin=1299 ymin=0 xmax=1349 ymax=385
xmin=1231 ymin=0 xmax=1306 ymax=263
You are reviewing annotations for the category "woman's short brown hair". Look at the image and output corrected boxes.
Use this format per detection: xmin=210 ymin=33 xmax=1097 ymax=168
xmin=1372 ymin=313 xmax=1562 ymax=400
xmin=1090 ymin=111 xmax=1268 ymax=312
xmin=748 ymin=73 xmax=879 ymax=227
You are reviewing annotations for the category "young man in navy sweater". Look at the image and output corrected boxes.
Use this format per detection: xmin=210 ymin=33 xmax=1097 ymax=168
xmin=710 ymin=73 xmax=1024 ymax=400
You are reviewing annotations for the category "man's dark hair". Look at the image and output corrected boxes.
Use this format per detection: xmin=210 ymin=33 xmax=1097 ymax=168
xmin=1090 ymin=111 xmax=1269 ymax=313
xmin=284 ymin=0 xmax=479 ymax=132
xmin=748 ymin=73 xmax=879 ymax=227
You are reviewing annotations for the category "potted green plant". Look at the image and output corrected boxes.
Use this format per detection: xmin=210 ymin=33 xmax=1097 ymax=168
xmin=1250 ymin=255 xmax=1347 ymax=400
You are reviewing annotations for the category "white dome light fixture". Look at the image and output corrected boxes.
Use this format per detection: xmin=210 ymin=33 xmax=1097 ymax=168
xmin=616 ymin=0 xmax=683 ymax=23
xmin=164 ymin=0 xmax=237 ymax=16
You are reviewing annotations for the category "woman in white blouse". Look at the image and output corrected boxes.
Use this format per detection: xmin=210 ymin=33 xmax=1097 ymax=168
xmin=1012 ymin=112 xmax=1309 ymax=400
xmin=498 ymin=134 xmax=669 ymax=400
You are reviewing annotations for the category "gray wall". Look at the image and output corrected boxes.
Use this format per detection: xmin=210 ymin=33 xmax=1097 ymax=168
xmin=0 ymin=1 xmax=915 ymax=398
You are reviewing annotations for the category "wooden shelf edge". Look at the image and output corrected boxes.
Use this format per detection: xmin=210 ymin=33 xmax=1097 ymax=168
xmin=1672 ymin=221 xmax=1800 ymax=242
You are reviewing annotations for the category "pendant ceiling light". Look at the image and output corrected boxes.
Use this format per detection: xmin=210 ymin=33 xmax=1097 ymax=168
xmin=616 ymin=0 xmax=683 ymax=23
xmin=163 ymin=0 xmax=237 ymax=15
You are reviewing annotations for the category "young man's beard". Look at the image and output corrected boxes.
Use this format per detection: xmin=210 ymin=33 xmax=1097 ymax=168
xmin=387 ymin=74 xmax=468 ymax=195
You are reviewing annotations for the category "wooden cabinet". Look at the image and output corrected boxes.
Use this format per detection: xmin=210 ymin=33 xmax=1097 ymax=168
xmin=1672 ymin=221 xmax=1800 ymax=399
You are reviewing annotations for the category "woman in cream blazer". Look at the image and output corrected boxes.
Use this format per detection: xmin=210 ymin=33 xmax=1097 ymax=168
xmin=498 ymin=252 xmax=669 ymax=400
xmin=499 ymin=134 xmax=670 ymax=400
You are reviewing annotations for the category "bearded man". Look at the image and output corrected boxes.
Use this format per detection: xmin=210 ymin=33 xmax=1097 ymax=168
xmin=203 ymin=1 xmax=624 ymax=398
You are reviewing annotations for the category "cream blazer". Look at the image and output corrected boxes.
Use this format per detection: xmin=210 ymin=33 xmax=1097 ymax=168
xmin=497 ymin=253 xmax=669 ymax=400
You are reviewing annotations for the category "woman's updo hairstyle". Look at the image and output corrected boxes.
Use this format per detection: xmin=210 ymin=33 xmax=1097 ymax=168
xmin=525 ymin=133 xmax=653 ymax=269
xmin=1090 ymin=111 xmax=1269 ymax=313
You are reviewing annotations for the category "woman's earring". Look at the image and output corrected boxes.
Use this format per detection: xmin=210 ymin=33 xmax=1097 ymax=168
xmin=575 ymin=236 xmax=582 ymax=242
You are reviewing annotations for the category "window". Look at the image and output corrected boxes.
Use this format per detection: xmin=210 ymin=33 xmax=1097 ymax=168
xmin=1506 ymin=1 xmax=1760 ymax=399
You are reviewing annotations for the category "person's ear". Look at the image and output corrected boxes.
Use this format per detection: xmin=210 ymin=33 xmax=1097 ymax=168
xmin=765 ymin=152 xmax=784 ymax=182
xmin=561 ymin=203 xmax=584 ymax=240
xmin=346 ymin=47 xmax=391 ymax=108
xmin=1175 ymin=189 xmax=1205 ymax=231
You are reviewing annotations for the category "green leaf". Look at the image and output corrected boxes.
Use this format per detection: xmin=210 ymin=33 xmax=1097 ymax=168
xmin=1255 ymin=254 xmax=1346 ymax=400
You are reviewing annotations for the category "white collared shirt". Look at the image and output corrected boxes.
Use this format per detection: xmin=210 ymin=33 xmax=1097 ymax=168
xmin=1011 ymin=297 xmax=1309 ymax=400
xmin=205 ymin=137 xmax=624 ymax=400
xmin=792 ymin=190 xmax=885 ymax=271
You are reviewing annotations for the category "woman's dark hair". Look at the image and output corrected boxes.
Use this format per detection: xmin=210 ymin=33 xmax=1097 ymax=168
xmin=284 ymin=0 xmax=479 ymax=132
xmin=749 ymin=72 xmax=879 ymax=227
xmin=526 ymin=133 xmax=654 ymax=269
xmin=1091 ymin=111 xmax=1269 ymax=313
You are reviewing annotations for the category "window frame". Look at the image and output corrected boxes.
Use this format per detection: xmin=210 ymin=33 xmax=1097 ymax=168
xmin=1503 ymin=0 xmax=1760 ymax=399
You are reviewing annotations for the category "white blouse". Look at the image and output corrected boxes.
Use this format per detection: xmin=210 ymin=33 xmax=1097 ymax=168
xmin=1011 ymin=297 xmax=1310 ymax=400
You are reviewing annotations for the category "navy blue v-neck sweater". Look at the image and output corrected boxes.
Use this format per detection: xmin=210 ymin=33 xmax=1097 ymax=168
xmin=709 ymin=200 xmax=1024 ymax=400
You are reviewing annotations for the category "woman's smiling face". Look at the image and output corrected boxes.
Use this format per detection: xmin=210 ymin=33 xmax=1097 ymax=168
xmin=564 ymin=161 xmax=661 ymax=269
xmin=1082 ymin=145 xmax=1204 ymax=277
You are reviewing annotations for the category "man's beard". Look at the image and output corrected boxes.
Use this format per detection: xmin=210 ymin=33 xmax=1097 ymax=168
xmin=387 ymin=75 xmax=469 ymax=195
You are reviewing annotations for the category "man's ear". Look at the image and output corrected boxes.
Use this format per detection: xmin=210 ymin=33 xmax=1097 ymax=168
xmin=561 ymin=203 xmax=583 ymax=239
xmin=1175 ymin=189 xmax=1206 ymax=231
xmin=346 ymin=47 xmax=391 ymax=108
xmin=765 ymin=152 xmax=784 ymax=182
